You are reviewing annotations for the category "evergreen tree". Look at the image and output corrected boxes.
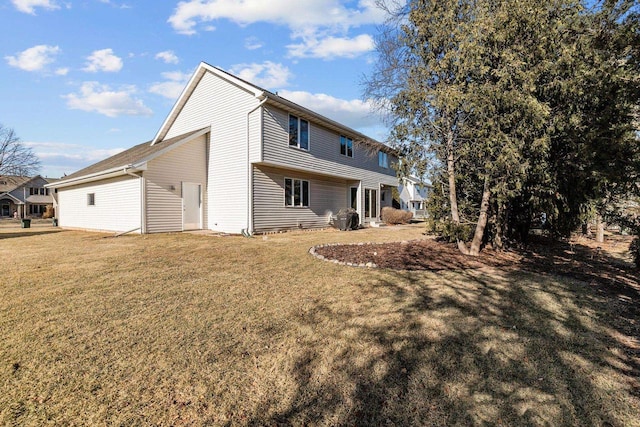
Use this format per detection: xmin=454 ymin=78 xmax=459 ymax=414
xmin=367 ymin=0 xmax=639 ymax=254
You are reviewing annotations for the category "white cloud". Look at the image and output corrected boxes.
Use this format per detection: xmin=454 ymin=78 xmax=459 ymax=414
xmin=278 ymin=89 xmax=381 ymax=130
xmin=244 ymin=36 xmax=263 ymax=50
xmin=24 ymin=141 xmax=128 ymax=177
xmin=229 ymin=61 xmax=292 ymax=89
xmin=11 ymin=0 xmax=59 ymax=14
xmin=288 ymin=34 xmax=374 ymax=59
xmin=155 ymin=50 xmax=179 ymax=64
xmin=149 ymin=71 xmax=192 ymax=100
xmin=83 ymin=49 xmax=123 ymax=73
xmin=98 ymin=0 xmax=131 ymax=8
xmin=64 ymin=82 xmax=152 ymax=117
xmin=55 ymin=67 xmax=69 ymax=75
xmin=168 ymin=1 xmax=383 ymax=59
xmin=5 ymin=45 xmax=60 ymax=72
xmin=168 ymin=0 xmax=385 ymax=35
xmin=26 ymin=141 xmax=125 ymax=162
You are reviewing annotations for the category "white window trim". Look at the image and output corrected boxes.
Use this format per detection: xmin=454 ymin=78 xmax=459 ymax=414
xmin=284 ymin=177 xmax=310 ymax=208
xmin=288 ymin=114 xmax=310 ymax=151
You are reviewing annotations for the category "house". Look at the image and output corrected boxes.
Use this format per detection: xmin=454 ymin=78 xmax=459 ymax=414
xmin=47 ymin=62 xmax=398 ymax=234
xmin=0 ymin=175 xmax=56 ymax=218
xmin=399 ymin=176 xmax=430 ymax=217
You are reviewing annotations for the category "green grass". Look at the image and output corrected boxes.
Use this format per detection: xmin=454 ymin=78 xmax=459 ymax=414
xmin=1 ymin=225 xmax=639 ymax=426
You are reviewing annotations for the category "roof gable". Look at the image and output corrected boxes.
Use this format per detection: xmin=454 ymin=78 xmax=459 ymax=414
xmin=152 ymin=62 xmax=265 ymax=145
xmin=150 ymin=61 xmax=396 ymax=155
xmin=0 ymin=175 xmax=52 ymax=193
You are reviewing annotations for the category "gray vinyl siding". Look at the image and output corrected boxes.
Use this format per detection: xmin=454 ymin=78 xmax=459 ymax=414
xmin=262 ymin=105 xmax=398 ymax=189
xmin=253 ymin=165 xmax=349 ymax=232
xmin=57 ymin=175 xmax=141 ymax=232
xmin=144 ymin=134 xmax=208 ymax=233
xmin=163 ymin=71 xmax=262 ymax=233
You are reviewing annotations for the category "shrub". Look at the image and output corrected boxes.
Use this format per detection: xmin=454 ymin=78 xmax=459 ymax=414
xmin=425 ymin=218 xmax=474 ymax=243
xmin=42 ymin=205 xmax=55 ymax=219
xmin=381 ymin=206 xmax=413 ymax=224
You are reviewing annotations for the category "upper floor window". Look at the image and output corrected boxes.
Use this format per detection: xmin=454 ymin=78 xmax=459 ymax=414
xmin=289 ymin=115 xmax=309 ymax=150
xmin=378 ymin=151 xmax=388 ymax=168
xmin=28 ymin=187 xmax=47 ymax=195
xmin=87 ymin=193 xmax=95 ymax=206
xmin=340 ymin=136 xmax=353 ymax=157
xmin=284 ymin=178 xmax=309 ymax=207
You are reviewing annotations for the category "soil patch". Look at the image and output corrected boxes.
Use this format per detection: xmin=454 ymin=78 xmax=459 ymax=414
xmin=313 ymin=234 xmax=638 ymax=289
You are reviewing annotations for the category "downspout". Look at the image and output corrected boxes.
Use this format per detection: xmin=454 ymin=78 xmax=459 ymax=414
xmin=243 ymin=95 xmax=268 ymax=237
xmin=123 ymin=166 xmax=144 ymax=234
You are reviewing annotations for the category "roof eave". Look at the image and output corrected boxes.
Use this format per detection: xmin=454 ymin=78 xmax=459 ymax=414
xmin=263 ymin=96 xmax=397 ymax=156
xmin=46 ymin=164 xmax=147 ymax=189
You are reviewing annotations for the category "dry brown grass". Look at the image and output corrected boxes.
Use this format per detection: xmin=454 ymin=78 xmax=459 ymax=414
xmin=1 ymin=224 xmax=639 ymax=426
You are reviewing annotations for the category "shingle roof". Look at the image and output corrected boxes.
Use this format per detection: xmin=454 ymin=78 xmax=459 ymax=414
xmin=0 ymin=176 xmax=31 ymax=193
xmin=60 ymin=128 xmax=207 ymax=181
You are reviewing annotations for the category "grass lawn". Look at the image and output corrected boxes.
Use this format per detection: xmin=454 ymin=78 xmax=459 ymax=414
xmin=1 ymin=223 xmax=639 ymax=425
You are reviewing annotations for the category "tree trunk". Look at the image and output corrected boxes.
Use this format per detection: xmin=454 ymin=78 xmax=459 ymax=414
xmin=446 ymin=130 xmax=469 ymax=255
xmin=596 ymin=214 xmax=604 ymax=243
xmin=494 ymin=201 xmax=504 ymax=250
xmin=469 ymin=176 xmax=491 ymax=256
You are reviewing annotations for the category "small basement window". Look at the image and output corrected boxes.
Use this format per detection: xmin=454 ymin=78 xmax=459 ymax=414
xmin=87 ymin=193 xmax=95 ymax=206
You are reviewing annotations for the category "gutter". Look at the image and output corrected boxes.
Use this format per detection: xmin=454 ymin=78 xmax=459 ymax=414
xmin=123 ymin=167 xmax=145 ymax=234
xmin=46 ymin=164 xmax=146 ymax=189
xmin=243 ymin=93 xmax=268 ymax=236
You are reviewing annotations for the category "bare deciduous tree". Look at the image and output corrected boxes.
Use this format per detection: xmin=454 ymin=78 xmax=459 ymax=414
xmin=0 ymin=124 xmax=40 ymax=176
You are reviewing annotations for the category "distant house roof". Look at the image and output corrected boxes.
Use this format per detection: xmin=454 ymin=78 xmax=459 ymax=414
xmin=49 ymin=128 xmax=208 ymax=188
xmin=0 ymin=175 xmax=55 ymax=204
xmin=0 ymin=176 xmax=31 ymax=193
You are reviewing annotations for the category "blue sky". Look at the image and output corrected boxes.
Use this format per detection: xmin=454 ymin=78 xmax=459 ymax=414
xmin=1 ymin=0 xmax=389 ymax=178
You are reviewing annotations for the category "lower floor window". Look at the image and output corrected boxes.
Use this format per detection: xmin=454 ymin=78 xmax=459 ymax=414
xmin=285 ymin=178 xmax=309 ymax=207
xmin=28 ymin=204 xmax=46 ymax=215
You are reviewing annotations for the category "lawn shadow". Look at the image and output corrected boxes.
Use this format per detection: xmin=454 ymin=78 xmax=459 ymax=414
xmin=0 ymin=229 xmax=63 ymax=240
xmin=247 ymin=251 xmax=640 ymax=425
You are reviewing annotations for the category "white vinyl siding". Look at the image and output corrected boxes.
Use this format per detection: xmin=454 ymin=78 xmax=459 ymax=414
xmin=57 ymin=175 xmax=141 ymax=232
xmin=144 ymin=134 xmax=208 ymax=233
xmin=253 ymin=165 xmax=348 ymax=232
xmin=163 ymin=71 xmax=260 ymax=233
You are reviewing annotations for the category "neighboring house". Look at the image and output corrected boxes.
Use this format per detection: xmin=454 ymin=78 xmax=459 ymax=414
xmin=47 ymin=62 xmax=398 ymax=234
xmin=0 ymin=175 xmax=56 ymax=218
xmin=399 ymin=176 xmax=430 ymax=216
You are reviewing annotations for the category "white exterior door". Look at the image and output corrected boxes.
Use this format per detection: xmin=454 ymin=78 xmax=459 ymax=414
xmin=182 ymin=182 xmax=201 ymax=230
